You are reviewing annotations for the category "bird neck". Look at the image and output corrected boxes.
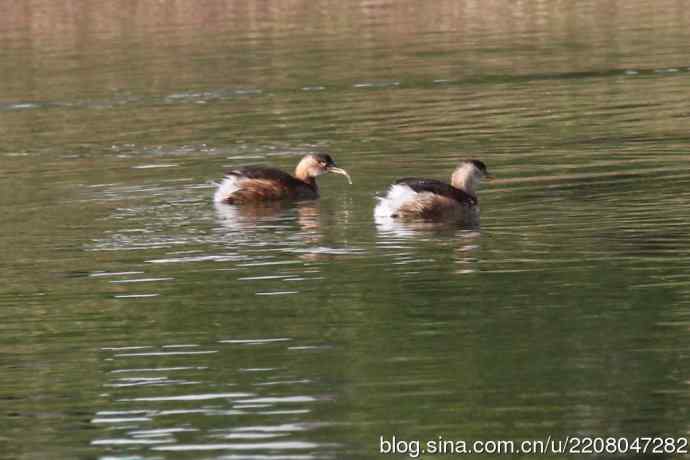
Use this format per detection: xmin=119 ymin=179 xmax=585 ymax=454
xmin=451 ymin=164 xmax=478 ymax=197
xmin=294 ymin=164 xmax=317 ymax=189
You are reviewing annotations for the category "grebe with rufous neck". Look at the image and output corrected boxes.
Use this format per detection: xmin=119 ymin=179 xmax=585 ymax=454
xmin=214 ymin=154 xmax=351 ymax=204
xmin=374 ymin=160 xmax=492 ymax=220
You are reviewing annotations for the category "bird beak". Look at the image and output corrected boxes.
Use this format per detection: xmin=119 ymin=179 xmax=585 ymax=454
xmin=484 ymin=173 xmax=495 ymax=181
xmin=327 ymin=167 xmax=352 ymax=184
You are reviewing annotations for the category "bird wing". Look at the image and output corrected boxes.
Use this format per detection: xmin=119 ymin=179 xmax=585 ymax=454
xmin=394 ymin=177 xmax=476 ymax=204
xmin=222 ymin=166 xmax=316 ymax=203
xmin=225 ymin=166 xmax=298 ymax=183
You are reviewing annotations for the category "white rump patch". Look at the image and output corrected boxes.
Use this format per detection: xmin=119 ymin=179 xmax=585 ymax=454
xmin=213 ymin=176 xmax=242 ymax=203
xmin=374 ymin=184 xmax=418 ymax=218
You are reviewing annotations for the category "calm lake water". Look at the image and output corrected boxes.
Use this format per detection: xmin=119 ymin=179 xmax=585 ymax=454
xmin=1 ymin=1 xmax=690 ymax=459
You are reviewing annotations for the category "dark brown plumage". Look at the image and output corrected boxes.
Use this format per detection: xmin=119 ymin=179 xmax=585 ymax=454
xmin=375 ymin=160 xmax=492 ymax=220
xmin=394 ymin=178 xmax=477 ymax=206
xmin=214 ymin=154 xmax=351 ymax=204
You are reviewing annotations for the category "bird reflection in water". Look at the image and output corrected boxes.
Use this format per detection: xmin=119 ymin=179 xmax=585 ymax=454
xmin=214 ymin=200 xmax=362 ymax=263
xmin=374 ymin=208 xmax=480 ymax=238
xmin=213 ymin=199 xmax=325 ymax=264
xmin=374 ymin=213 xmax=482 ymax=275
xmin=214 ymin=200 xmax=321 ymax=233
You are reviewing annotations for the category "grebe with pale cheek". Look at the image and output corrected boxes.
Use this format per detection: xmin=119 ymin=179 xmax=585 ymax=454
xmin=374 ymin=160 xmax=493 ymax=220
xmin=214 ymin=154 xmax=352 ymax=204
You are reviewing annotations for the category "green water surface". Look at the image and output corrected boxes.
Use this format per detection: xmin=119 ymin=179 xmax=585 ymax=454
xmin=1 ymin=1 xmax=689 ymax=459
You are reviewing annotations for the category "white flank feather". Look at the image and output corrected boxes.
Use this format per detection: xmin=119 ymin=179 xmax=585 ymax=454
xmin=213 ymin=176 xmax=242 ymax=203
xmin=374 ymin=184 xmax=418 ymax=218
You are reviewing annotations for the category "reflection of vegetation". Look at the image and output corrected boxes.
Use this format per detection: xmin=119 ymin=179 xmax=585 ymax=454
xmin=2 ymin=0 xmax=690 ymax=153
xmin=2 ymin=0 xmax=690 ymax=101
